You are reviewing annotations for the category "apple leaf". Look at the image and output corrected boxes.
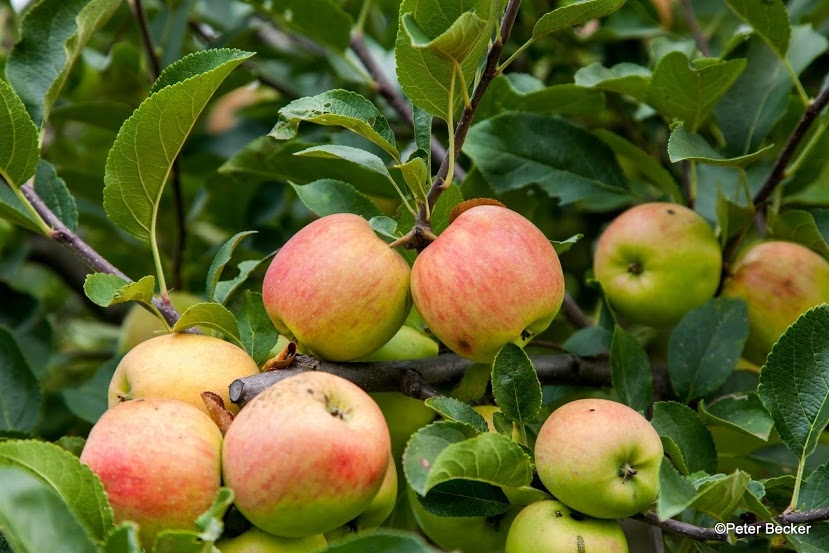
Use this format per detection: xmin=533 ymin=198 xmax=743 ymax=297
xmin=758 ymin=305 xmax=829 ymax=462
xmin=610 ymin=325 xmax=652 ymax=413
xmin=195 ymin=487 xmax=235 ymax=542
xmin=294 ymin=144 xmax=395 ymax=181
xmin=476 ymin=75 xmax=606 ymax=120
xmin=425 ymin=397 xmax=488 ymax=434
xmin=403 ymin=420 xmax=478 ymax=496
xmin=33 ymin=160 xmax=76 ymax=232
xmin=698 ymin=394 xmax=774 ymax=441
xmin=656 ymin=458 xmax=698 ymax=520
xmin=326 ymin=529 xmax=445 ymax=552
xmin=652 ymin=401 xmax=718 ymax=475
xmin=667 ymin=123 xmax=774 ymax=168
xmin=766 ymin=209 xmax=829 ymax=261
xmin=236 ymin=291 xmax=278 ymax=364
xmin=103 ymin=49 xmax=252 ymax=241
xmin=533 ymin=0 xmax=627 ymax=38
xmin=395 ymin=183 xmax=464 ymax=241
xmin=214 ymin=258 xmax=272 ymax=307
xmin=0 ymin=465 xmax=99 ymax=553
xmin=417 ymin=479 xmax=511 ymax=517
xmin=787 ymin=522 xmax=829 ymax=552
xmin=83 ymin=274 xmax=156 ymax=308
xmin=172 ymin=303 xmax=242 ymax=346
xmin=4 ymin=0 xmax=121 ymax=127
xmin=0 ymin=440 xmax=113 ymax=542
xmin=0 ymin=328 xmax=41 ymax=432
xmin=152 ymin=531 xmax=219 ymax=553
xmin=243 ymin=0 xmax=352 ymax=51
xmin=799 ymin=461 xmax=829 ymax=511
xmin=715 ymin=190 xmax=755 ymax=248
xmin=668 ymin=298 xmax=749 ymax=403
xmin=724 ymin=0 xmax=790 ymax=60
xmin=574 ymin=62 xmax=652 ymax=101
xmin=0 ymin=79 xmax=39 ymax=190
xmin=291 ymin=180 xmax=384 ymax=220
xmin=550 ymin=234 xmax=582 ymax=256
xmin=62 ymin=356 xmax=118 ymax=425
xmin=369 ymin=216 xmax=400 ymax=241
xmin=205 ymin=231 xmax=257 ymax=304
xmin=396 ymin=157 xmax=429 ymax=204
xmin=103 ymin=522 xmax=142 ymax=553
xmin=562 ymin=325 xmax=613 ymax=357
xmin=491 ymin=343 xmax=542 ymax=429
xmin=688 ymin=471 xmax=752 ymax=522
xmin=270 ymin=90 xmax=399 ymax=160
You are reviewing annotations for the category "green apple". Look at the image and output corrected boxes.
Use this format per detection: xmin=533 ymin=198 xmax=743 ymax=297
xmin=109 ymin=333 xmax=260 ymax=415
xmin=370 ymin=392 xmax=436 ymax=462
xmin=505 ymin=500 xmax=629 ymax=552
xmin=80 ymin=398 xmax=222 ymax=547
xmin=411 ymin=204 xmax=565 ymax=363
xmin=720 ymin=240 xmax=829 ymax=365
xmin=222 ymin=371 xmax=391 ymax=537
xmin=355 ymin=325 xmax=439 ymax=362
xmin=593 ymin=202 xmax=722 ymax=327
xmin=535 ymin=398 xmax=663 ymax=519
xmin=216 ymin=528 xmax=326 ymax=552
xmin=262 ymin=213 xmax=411 ymax=361
xmin=117 ymin=291 xmax=202 ymax=353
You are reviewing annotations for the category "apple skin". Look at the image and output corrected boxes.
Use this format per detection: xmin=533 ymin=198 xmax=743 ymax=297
xmin=411 ymin=205 xmax=565 ymax=363
xmin=215 ymin=528 xmax=327 ymax=553
xmin=355 ymin=324 xmax=439 ymax=362
xmin=370 ymin=392 xmax=435 ymax=462
xmin=720 ymin=240 xmax=829 ymax=365
xmin=535 ymin=398 xmax=663 ymax=519
xmin=80 ymin=398 xmax=223 ymax=547
xmin=222 ymin=371 xmax=391 ymax=538
xmin=505 ymin=500 xmax=629 ymax=553
xmin=262 ymin=213 xmax=411 ymax=361
xmin=593 ymin=202 xmax=722 ymax=327
xmin=108 ymin=333 xmax=260 ymax=415
xmin=117 ymin=291 xmax=202 ymax=353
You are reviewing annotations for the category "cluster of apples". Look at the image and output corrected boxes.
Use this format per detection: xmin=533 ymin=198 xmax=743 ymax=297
xmin=593 ymin=202 xmax=829 ymax=365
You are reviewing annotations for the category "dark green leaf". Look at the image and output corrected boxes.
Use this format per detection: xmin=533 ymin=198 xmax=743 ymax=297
xmin=205 ymin=231 xmax=257 ymax=304
xmin=715 ymin=190 xmax=755 ymax=247
xmin=369 ymin=216 xmax=399 ymax=240
xmin=33 ymin=160 xmax=77 ymax=232
xmin=402 ymin=420 xmax=478 ymax=495
xmin=326 ymin=530 xmax=444 ymax=552
xmin=574 ymin=62 xmax=651 ymax=101
xmin=788 ymin=522 xmax=829 ymax=553
xmin=690 ymin=471 xmax=752 ymax=521
xmin=479 ymin=75 xmax=606 ymax=119
xmin=562 ymin=325 xmax=613 ymax=357
xmin=533 ymin=0 xmax=627 ymax=38
xmin=417 ymin=479 xmax=511 ymax=517
xmin=172 ymin=302 xmax=242 ymax=345
xmin=767 ymin=210 xmax=829 ymax=261
xmin=0 ymin=78 xmax=39 ymax=188
xmin=799 ymin=461 xmax=829 ymax=510
xmin=610 ymin=325 xmax=652 ymax=413
xmin=244 ymin=0 xmax=352 ymax=51
xmin=491 ymin=343 xmax=542 ymax=428
xmin=698 ymin=394 xmax=774 ymax=441
xmin=0 ymin=328 xmax=40 ymax=432
xmin=62 ymin=356 xmax=119 ymax=425
xmin=236 ymin=291 xmax=278 ymax=364
xmin=652 ymin=401 xmax=717 ymax=475
xmin=550 ymin=234 xmax=582 ymax=255
xmin=412 ymin=105 xmax=433 ymax=158
xmin=656 ymin=457 xmax=698 ymax=520
xmin=724 ymin=0 xmax=790 ymax=59
xmin=291 ymin=179 xmax=383 ymax=220
xmin=425 ymin=397 xmax=488 ymax=434
xmin=214 ymin=257 xmax=272 ymax=307
xmin=668 ymin=124 xmax=774 ymax=168
xmin=83 ymin=274 xmax=156 ymax=308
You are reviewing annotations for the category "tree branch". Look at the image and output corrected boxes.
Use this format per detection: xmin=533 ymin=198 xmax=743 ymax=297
xmin=129 ymin=0 xmax=161 ymax=78
xmin=635 ymin=512 xmax=728 ymax=542
xmin=679 ymin=0 xmax=709 ymax=57
xmin=562 ymin=292 xmax=592 ymax=328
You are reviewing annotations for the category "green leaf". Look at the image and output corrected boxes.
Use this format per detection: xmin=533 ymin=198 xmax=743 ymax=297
xmin=766 ymin=209 xmax=829 ymax=261
xmin=425 ymin=397 xmax=488 ymax=434
xmin=394 ymin=183 xmax=464 ymax=245
xmin=243 ymin=0 xmax=352 ymax=51
xmin=291 ymin=179 xmax=383 ymax=220
xmin=396 ymin=157 xmax=429 ymax=204
xmin=715 ymin=190 xmax=755 ymax=247
xmin=690 ymin=471 xmax=752 ymax=521
xmin=668 ymin=298 xmax=749 ymax=403
xmin=668 ymin=124 xmax=774 ymax=168
xmin=417 ymin=479 xmax=511 ymax=517
xmin=4 ymin=0 xmax=122 ymax=127
xmin=758 ymin=305 xmax=829 ymax=461
xmin=62 ymin=356 xmax=119 ymax=425
xmin=491 ymin=343 xmax=542 ymax=428
xmin=652 ymin=401 xmax=717 ymax=475
xmin=270 ymin=90 xmax=399 ymax=160
xmin=562 ymin=325 xmax=613 ymax=357
xmin=370 ymin=216 xmax=399 ymax=240
xmin=0 ymin=328 xmax=41 ymax=432
xmin=0 ymin=440 xmax=113 ymax=542
xmin=103 ymin=522 xmax=142 ymax=553
xmin=463 ymin=112 xmax=629 ymax=205
xmin=103 ymin=49 xmax=253 ymax=241
xmin=0 ymin=182 xmax=42 ymax=233
xmin=609 ymin=325 xmax=652 ymax=413
xmin=214 ymin=258 xmax=272 ymax=306
xmin=533 ymin=0 xmax=627 ymax=38
xmin=724 ymin=0 xmax=790 ymax=59
xmin=172 ymin=303 xmax=242 ymax=345
xmin=236 ymin=291 xmax=278 ymax=365
xmin=152 ymin=531 xmax=218 ymax=553
xmin=574 ymin=62 xmax=651 ymax=101
xmin=477 ymin=75 xmax=606 ymax=119
xmin=698 ymin=394 xmax=774 ymax=441
xmin=326 ymin=530 xmax=444 ymax=552
xmin=294 ymin=144 xmax=393 ymax=180
xmin=403 ymin=420 xmax=478 ymax=496
xmin=33 ymin=160 xmax=77 ymax=232
xmin=798 ymin=461 xmax=829 ymax=510
xmin=788 ymin=522 xmax=829 ymax=553
xmin=413 ymin=106 xmax=433 ymax=158
xmin=0 ymin=465 xmax=98 ymax=553
xmin=195 ymin=487 xmax=235 ymax=542
xmin=83 ymin=274 xmax=156 ymax=308
xmin=646 ymin=52 xmax=747 ymax=132
xmin=656 ymin=458 xmax=698 ymax=520
xmin=550 ymin=234 xmax=582 ymax=255
xmin=0 ymin=78 xmax=39 ymax=188
xmin=205 ymin=231 xmax=257 ymax=304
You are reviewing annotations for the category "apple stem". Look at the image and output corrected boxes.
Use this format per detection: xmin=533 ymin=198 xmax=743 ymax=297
xmin=620 ymin=463 xmax=638 ymax=482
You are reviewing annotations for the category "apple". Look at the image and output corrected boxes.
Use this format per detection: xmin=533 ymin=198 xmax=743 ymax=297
xmin=215 ymin=528 xmax=326 ymax=553
xmin=355 ymin=324 xmax=439 ymax=362
xmin=505 ymin=500 xmax=629 ymax=552
xmin=109 ymin=333 xmax=260 ymax=415
xmin=262 ymin=213 xmax=411 ymax=361
xmin=370 ymin=392 xmax=436 ymax=462
xmin=80 ymin=398 xmax=222 ymax=547
xmin=720 ymin=240 xmax=829 ymax=365
xmin=222 ymin=371 xmax=391 ymax=537
xmin=117 ymin=291 xmax=202 ymax=353
xmin=411 ymin=204 xmax=565 ymax=363
xmin=593 ymin=202 xmax=722 ymax=327
xmin=535 ymin=398 xmax=663 ymax=519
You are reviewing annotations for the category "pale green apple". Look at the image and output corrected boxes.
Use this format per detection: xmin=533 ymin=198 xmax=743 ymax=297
xmin=216 ymin=528 xmax=326 ymax=552
xmin=411 ymin=204 xmax=565 ymax=363
xmin=535 ymin=398 xmax=663 ymax=519
xmin=262 ymin=213 xmax=411 ymax=361
xmin=593 ymin=202 xmax=722 ymax=327
xmin=355 ymin=325 xmax=439 ymax=362
xmin=117 ymin=291 xmax=202 ymax=353
xmin=370 ymin=392 xmax=435 ymax=462
xmin=505 ymin=500 xmax=629 ymax=552
xmin=720 ymin=240 xmax=829 ymax=365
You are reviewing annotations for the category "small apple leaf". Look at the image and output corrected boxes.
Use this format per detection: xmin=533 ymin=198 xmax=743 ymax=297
xmin=294 ymin=144 xmax=394 ymax=181
xmin=33 ymin=160 xmax=77 ymax=232
xmin=423 ymin=432 xmax=533 ymax=493
xmin=741 ymin=480 xmax=775 ymax=522
xmin=0 ymin=328 xmax=41 ymax=432
xmin=394 ymin=183 xmax=463 ymax=241
xmin=715 ymin=190 xmax=755 ymax=247
xmin=0 ymin=465 xmax=99 ymax=553
xmin=152 ymin=531 xmax=218 ymax=553
xmin=758 ymin=305 xmax=829 ymax=462
xmin=172 ymin=302 xmax=242 ymax=345
xmin=667 ymin=123 xmax=774 ymax=168
xmin=562 ymin=325 xmax=613 ymax=357
xmin=574 ymin=62 xmax=652 ymax=101
xmin=491 ymin=344 xmax=542 ymax=429
xmin=196 ymin=487 xmax=235 ymax=542
xmin=668 ymin=298 xmax=749 ymax=404
xmin=550 ymin=234 xmax=582 ymax=256
xmin=417 ymin=479 xmax=511 ymax=517
xmin=396 ymin=157 xmax=429 ymax=204
xmin=83 ymin=274 xmax=156 ymax=308
xmin=491 ymin=411 xmax=513 ymax=437
xmin=326 ymin=529 xmax=445 ymax=552
xmin=370 ymin=216 xmax=399 ymax=240
xmin=689 ymin=471 xmax=752 ymax=522
xmin=533 ymin=0 xmax=627 ymax=38
xmin=425 ymin=397 xmax=488 ymax=434
xmin=799 ymin=461 xmax=829 ymax=511
xmin=243 ymin=0 xmax=352 ymax=51
xmin=766 ymin=209 xmax=829 ymax=261
xmin=652 ymin=401 xmax=717 ymax=475
xmin=0 ymin=440 xmax=113 ymax=542
xmin=103 ymin=522 xmax=142 ymax=553
xmin=236 ymin=291 xmax=278 ymax=364
xmin=724 ymin=0 xmax=790 ymax=60
xmin=0 ymin=79 xmax=39 ymax=190
xmin=476 ymin=75 xmax=606 ymax=120
xmin=403 ymin=420 xmax=478 ymax=496
xmin=698 ymin=394 xmax=774 ymax=441
xmin=291 ymin=180 xmax=383 ymax=220
xmin=787 ymin=523 xmax=829 ymax=552
xmin=214 ymin=257 xmax=272 ymax=307
xmin=610 ymin=325 xmax=652 ymax=413
xmin=656 ymin=457 xmax=698 ymax=520
xmin=270 ymin=90 xmax=399 ymax=160
xmin=205 ymin=231 xmax=257 ymax=304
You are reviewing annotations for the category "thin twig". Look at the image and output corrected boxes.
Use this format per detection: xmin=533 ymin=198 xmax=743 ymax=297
xmin=679 ymin=0 xmax=709 ymax=57
xmin=562 ymin=292 xmax=592 ymax=328
xmin=635 ymin=512 xmax=727 ymax=542
xmin=129 ymin=0 xmax=161 ymax=78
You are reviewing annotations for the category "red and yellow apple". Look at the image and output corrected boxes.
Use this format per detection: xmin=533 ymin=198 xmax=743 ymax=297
xmin=215 ymin=528 xmax=327 ymax=552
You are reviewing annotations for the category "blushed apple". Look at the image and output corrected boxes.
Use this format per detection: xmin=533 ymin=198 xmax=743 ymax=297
xmin=411 ymin=204 xmax=565 ymax=363
xmin=222 ymin=371 xmax=391 ymax=537
xmin=593 ymin=202 xmax=722 ymax=327
xmin=535 ymin=398 xmax=663 ymax=519
xmin=262 ymin=213 xmax=411 ymax=361
xmin=80 ymin=398 xmax=222 ymax=547
xmin=215 ymin=528 xmax=326 ymax=552
xmin=109 ymin=333 xmax=260 ymax=415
